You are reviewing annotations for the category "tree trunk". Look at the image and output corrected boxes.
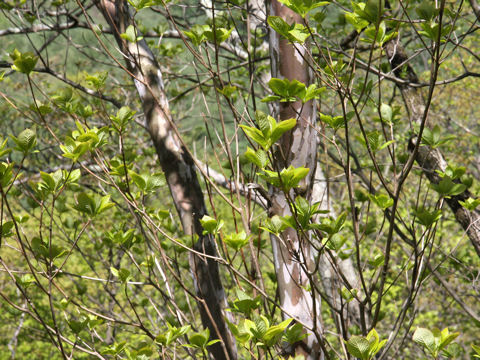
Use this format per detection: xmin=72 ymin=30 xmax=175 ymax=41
xmin=95 ymin=2 xmax=236 ymax=359
xmin=268 ymin=2 xmax=322 ymax=358
xmin=384 ymin=38 xmax=480 ymax=258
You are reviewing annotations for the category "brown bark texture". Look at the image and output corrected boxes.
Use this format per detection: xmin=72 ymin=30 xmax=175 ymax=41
xmin=94 ymin=1 xmax=237 ymax=359
xmin=268 ymin=2 xmax=322 ymax=358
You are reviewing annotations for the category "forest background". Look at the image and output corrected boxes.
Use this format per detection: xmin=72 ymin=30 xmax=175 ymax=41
xmin=1 ymin=0 xmax=480 ymax=359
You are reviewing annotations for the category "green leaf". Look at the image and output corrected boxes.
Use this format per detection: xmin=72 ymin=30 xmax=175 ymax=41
xmin=256 ymin=110 xmax=271 ymax=134
xmin=127 ymin=0 xmax=154 ymax=10
xmin=365 ymin=329 xmax=387 ymax=358
xmin=284 ymin=323 xmax=307 ymax=344
xmin=380 ymin=103 xmax=393 ymax=123
xmin=31 ymin=237 xmax=66 ymax=261
xmin=346 ymin=335 xmax=370 ymax=360
xmin=204 ymin=27 xmax=234 ymax=44
xmin=200 ymin=215 xmax=218 ymax=234
xmin=369 ymin=193 xmax=393 ymax=210
xmin=217 ymin=85 xmax=237 ymax=99
xmin=0 ymin=162 xmax=14 ymax=188
xmin=362 ymin=21 xmax=394 ymax=45
xmin=265 ymin=78 xmax=306 ymax=102
xmin=340 ymin=286 xmax=356 ymax=303
xmin=430 ymin=177 xmax=467 ymax=197
xmin=268 ymin=15 xmax=313 ymax=44
xmin=184 ymin=25 xmax=210 ymax=46
xmin=413 ymin=327 xmax=435 ymax=350
xmin=244 ymin=147 xmax=268 ymax=168
xmin=357 ymin=0 xmax=384 ymax=24
xmin=85 ymin=71 xmax=108 ymax=90
xmin=277 ymin=0 xmax=329 ymax=18
xmin=416 ymin=1 xmax=437 ymax=21
xmin=267 ymin=16 xmax=290 ymax=36
xmin=271 ymin=118 xmax=297 ymax=144
xmin=368 ymin=251 xmax=385 ymax=268
xmin=231 ymin=289 xmax=261 ymax=316
xmin=10 ymin=49 xmax=38 ymax=74
xmin=227 ymin=319 xmax=253 ymax=344
xmin=240 ymin=125 xmax=269 ymax=149
xmin=223 ymin=231 xmax=250 ymax=251
xmin=110 ymin=106 xmax=136 ymax=131
xmin=263 ymin=318 xmax=293 ymax=346
xmin=345 ymin=11 xmax=369 ymax=31
xmin=129 ymin=172 xmax=165 ymax=192
xmin=116 ymin=268 xmax=130 ymax=283
xmin=0 ymin=221 xmax=14 ymax=237
xmin=97 ymin=195 xmax=115 ymax=214
xmin=207 ymin=339 xmax=222 ymax=346
xmin=185 ymin=24 xmax=231 ymax=46
xmin=188 ymin=328 xmax=210 ymax=349
xmin=260 ymin=215 xmax=287 ymax=235
xmin=422 ymin=125 xmax=456 ymax=148
xmin=320 ymin=113 xmax=345 ymax=131
xmin=437 ymin=165 xmax=466 ymax=180
xmin=156 ymin=324 xmax=190 ymax=346
xmin=459 ymin=198 xmax=480 ymax=211
xmin=241 ymin=115 xmax=296 ymax=150
xmin=440 ymin=332 xmax=459 ymax=350
xmin=15 ymin=273 xmax=35 ymax=288
xmin=281 ymin=197 xmax=329 ymax=229
xmin=68 ymin=318 xmax=88 ymax=335
xmin=357 ymin=130 xmax=393 ymax=153
xmin=252 ymin=316 xmax=269 ymax=339
xmin=413 ymin=207 xmax=442 ymax=227
xmin=301 ymin=84 xmax=326 ymax=103
xmin=258 ymin=166 xmax=309 ymax=191
xmin=101 ymin=341 xmax=127 ymax=356
xmin=73 ymin=193 xmax=114 ymax=217
xmin=287 ymin=23 xmax=311 ymax=43
xmin=0 ymin=138 xmax=12 ymax=159
xmin=120 ymin=25 xmax=142 ymax=43
xmin=472 ymin=344 xmax=480 ymax=357
xmin=11 ymin=128 xmax=37 ymax=155
xmin=38 ymin=170 xmax=63 ymax=194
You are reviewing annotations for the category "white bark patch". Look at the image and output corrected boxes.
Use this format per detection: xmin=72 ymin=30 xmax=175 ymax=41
xmin=291 ymin=128 xmax=302 ymax=157
xmin=275 ymin=194 xmax=288 ymax=211
xmin=282 ymin=265 xmax=294 ymax=287
xmin=165 ymin=133 xmax=180 ymax=153
xmin=282 ymin=289 xmax=292 ymax=312
xmin=272 ymin=237 xmax=280 ymax=272
xmin=151 ymin=114 xmax=168 ymax=139
xmin=294 ymin=45 xmax=306 ymax=65
xmin=201 ymin=0 xmax=213 ymax=18
xmin=217 ymin=288 xmax=226 ymax=303
xmin=156 ymin=69 xmax=165 ymax=90
xmin=134 ymin=79 xmax=147 ymax=100
xmin=271 ymin=33 xmax=278 ymax=53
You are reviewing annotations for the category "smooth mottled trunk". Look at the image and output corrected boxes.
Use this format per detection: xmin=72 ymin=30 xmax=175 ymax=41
xmin=95 ymin=2 xmax=236 ymax=359
xmin=384 ymin=38 xmax=480 ymax=258
xmin=268 ymin=2 xmax=322 ymax=358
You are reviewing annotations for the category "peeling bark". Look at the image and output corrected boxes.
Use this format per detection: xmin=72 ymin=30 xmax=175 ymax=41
xmin=385 ymin=38 xmax=480 ymax=258
xmin=94 ymin=2 xmax=236 ymax=359
xmin=268 ymin=2 xmax=322 ymax=358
